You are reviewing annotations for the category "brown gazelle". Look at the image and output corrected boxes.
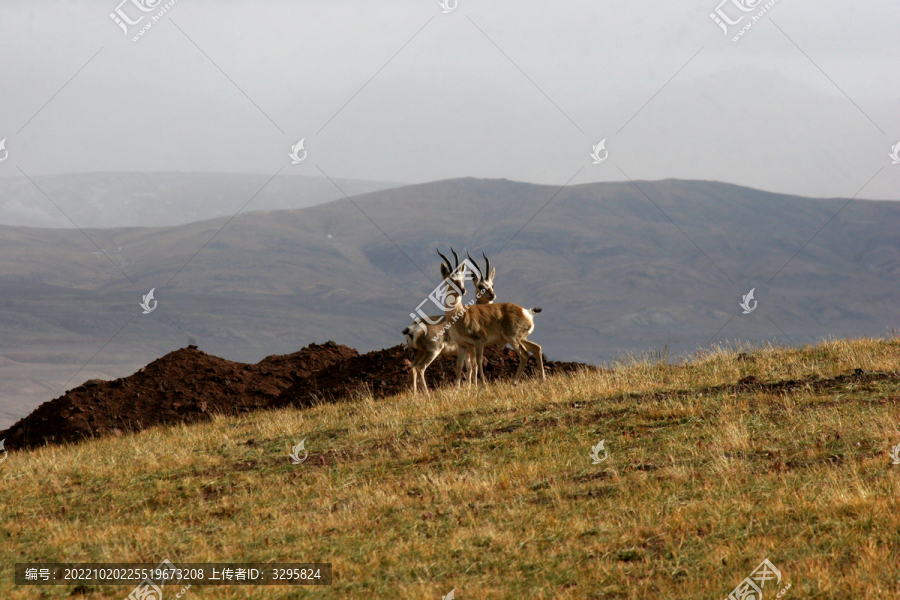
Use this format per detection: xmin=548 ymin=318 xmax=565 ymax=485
xmin=443 ymin=256 xmax=545 ymax=386
xmin=402 ymin=248 xmax=493 ymax=393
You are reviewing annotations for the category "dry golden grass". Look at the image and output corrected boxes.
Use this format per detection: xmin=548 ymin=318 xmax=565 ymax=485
xmin=2 ymin=336 xmax=900 ymax=599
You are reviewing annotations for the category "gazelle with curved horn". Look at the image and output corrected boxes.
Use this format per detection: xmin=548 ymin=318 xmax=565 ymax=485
xmin=402 ymin=248 xmax=492 ymax=393
xmin=463 ymin=254 xmax=545 ymax=384
xmin=467 ymin=251 xmax=496 ymax=303
xmin=444 ymin=257 xmax=545 ymax=386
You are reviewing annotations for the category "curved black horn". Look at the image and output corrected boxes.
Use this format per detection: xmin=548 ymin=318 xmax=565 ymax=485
xmin=467 ymin=252 xmax=484 ymax=281
xmin=482 ymin=251 xmax=491 ymax=278
xmin=450 ymin=247 xmax=460 ymax=270
xmin=436 ymin=248 xmax=452 ymax=271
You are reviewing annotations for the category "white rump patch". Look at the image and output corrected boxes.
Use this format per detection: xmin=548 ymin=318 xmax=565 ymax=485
xmin=405 ymin=321 xmax=428 ymax=347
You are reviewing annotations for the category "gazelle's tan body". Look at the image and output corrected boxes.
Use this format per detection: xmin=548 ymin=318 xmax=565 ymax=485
xmin=441 ymin=252 xmax=545 ymax=386
xmin=445 ymin=302 xmax=544 ymax=385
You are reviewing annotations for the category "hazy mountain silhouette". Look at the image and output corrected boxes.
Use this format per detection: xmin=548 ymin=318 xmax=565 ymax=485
xmin=0 ymin=172 xmax=404 ymax=228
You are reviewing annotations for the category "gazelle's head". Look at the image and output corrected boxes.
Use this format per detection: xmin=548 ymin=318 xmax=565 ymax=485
xmin=468 ymin=251 xmax=496 ymax=303
xmin=437 ymin=247 xmax=467 ymax=305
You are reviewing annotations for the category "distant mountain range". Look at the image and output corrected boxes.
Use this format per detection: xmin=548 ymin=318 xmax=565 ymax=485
xmin=0 ymin=172 xmax=404 ymax=228
xmin=0 ymin=177 xmax=897 ymax=428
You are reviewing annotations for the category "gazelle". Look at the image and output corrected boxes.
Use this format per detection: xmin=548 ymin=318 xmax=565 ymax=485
xmin=442 ymin=256 xmax=545 ymax=386
xmin=402 ymin=248 xmax=493 ymax=393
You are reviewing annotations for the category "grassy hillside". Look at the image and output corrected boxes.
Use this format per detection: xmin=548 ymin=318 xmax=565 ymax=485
xmin=2 ymin=336 xmax=900 ymax=599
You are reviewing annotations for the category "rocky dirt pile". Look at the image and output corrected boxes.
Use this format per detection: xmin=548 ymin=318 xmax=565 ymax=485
xmin=1 ymin=342 xmax=593 ymax=451
xmin=1 ymin=342 xmax=356 ymax=451
xmin=277 ymin=344 xmax=594 ymax=407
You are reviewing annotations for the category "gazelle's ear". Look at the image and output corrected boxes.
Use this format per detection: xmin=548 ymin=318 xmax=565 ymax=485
xmin=489 ymin=267 xmax=496 ymax=282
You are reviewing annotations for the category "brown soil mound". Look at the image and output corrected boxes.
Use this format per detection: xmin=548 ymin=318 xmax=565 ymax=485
xmin=1 ymin=342 xmax=594 ymax=452
xmin=277 ymin=344 xmax=594 ymax=407
xmin=1 ymin=342 xmax=356 ymax=451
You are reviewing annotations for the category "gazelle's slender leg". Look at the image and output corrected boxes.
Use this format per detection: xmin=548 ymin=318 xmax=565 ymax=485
xmin=455 ymin=346 xmax=468 ymax=388
xmin=419 ymin=346 xmax=442 ymax=393
xmin=520 ymin=339 xmax=544 ymax=380
xmin=410 ymin=349 xmax=422 ymax=393
xmin=475 ymin=342 xmax=487 ymax=385
xmin=512 ymin=344 xmax=531 ymax=382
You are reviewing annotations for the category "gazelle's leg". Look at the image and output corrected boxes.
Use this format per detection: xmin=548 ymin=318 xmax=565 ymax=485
xmin=512 ymin=343 xmax=530 ymax=382
xmin=520 ymin=339 xmax=545 ymax=380
xmin=419 ymin=346 xmax=442 ymax=394
xmin=475 ymin=343 xmax=486 ymax=385
xmin=411 ymin=349 xmax=424 ymax=393
xmin=455 ymin=346 xmax=467 ymax=388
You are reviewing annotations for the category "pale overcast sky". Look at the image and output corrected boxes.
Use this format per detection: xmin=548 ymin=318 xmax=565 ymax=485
xmin=0 ymin=0 xmax=898 ymax=199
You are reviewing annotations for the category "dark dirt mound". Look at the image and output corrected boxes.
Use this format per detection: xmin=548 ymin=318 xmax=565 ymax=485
xmin=276 ymin=344 xmax=595 ymax=407
xmin=1 ymin=342 xmax=356 ymax=451
xmin=1 ymin=341 xmax=595 ymax=452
